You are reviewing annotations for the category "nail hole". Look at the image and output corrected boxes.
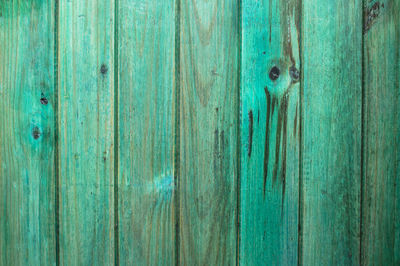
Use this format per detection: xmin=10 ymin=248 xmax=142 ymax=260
xmin=269 ymin=66 xmax=280 ymax=81
xmin=289 ymin=65 xmax=300 ymax=82
xmin=32 ymin=127 xmax=41 ymax=139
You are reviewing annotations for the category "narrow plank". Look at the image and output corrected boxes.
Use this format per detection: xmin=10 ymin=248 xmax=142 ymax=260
xmin=240 ymin=0 xmax=300 ymax=264
xmin=58 ymin=0 xmax=115 ymax=264
xmin=179 ymin=0 xmax=239 ymax=264
xmin=301 ymin=0 xmax=362 ymax=264
xmin=117 ymin=0 xmax=176 ymax=265
xmin=0 ymin=1 xmax=56 ymax=265
xmin=362 ymin=0 xmax=400 ymax=264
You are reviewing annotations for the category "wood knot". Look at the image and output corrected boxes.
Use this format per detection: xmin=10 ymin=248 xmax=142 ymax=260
xmin=289 ymin=65 xmax=300 ymax=82
xmin=269 ymin=66 xmax=280 ymax=81
xmin=32 ymin=127 xmax=41 ymax=140
xmin=100 ymin=64 xmax=108 ymax=75
xmin=40 ymin=97 xmax=48 ymax=105
xmin=364 ymin=2 xmax=384 ymax=33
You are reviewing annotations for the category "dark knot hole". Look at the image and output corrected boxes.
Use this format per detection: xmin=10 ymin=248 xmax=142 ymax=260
xmin=269 ymin=66 xmax=280 ymax=81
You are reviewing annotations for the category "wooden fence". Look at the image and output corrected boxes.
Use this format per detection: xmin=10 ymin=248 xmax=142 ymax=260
xmin=0 ymin=0 xmax=399 ymax=265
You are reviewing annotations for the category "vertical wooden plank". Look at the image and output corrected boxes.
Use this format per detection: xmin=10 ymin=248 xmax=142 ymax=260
xmin=362 ymin=0 xmax=400 ymax=264
xmin=58 ymin=0 xmax=115 ymax=264
xmin=0 ymin=1 xmax=56 ymax=265
xmin=117 ymin=0 xmax=176 ymax=265
xmin=240 ymin=0 xmax=300 ymax=264
xmin=301 ymin=0 xmax=362 ymax=264
xmin=179 ymin=0 xmax=239 ymax=264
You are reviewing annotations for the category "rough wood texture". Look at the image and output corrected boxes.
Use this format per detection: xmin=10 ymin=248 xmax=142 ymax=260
xmin=0 ymin=1 xmax=56 ymax=265
xmin=117 ymin=0 xmax=176 ymax=265
xmin=58 ymin=0 xmax=115 ymax=264
xmin=179 ymin=0 xmax=239 ymax=264
xmin=362 ymin=0 xmax=400 ymax=265
xmin=1 ymin=1 xmax=400 ymax=265
xmin=301 ymin=0 xmax=362 ymax=264
xmin=240 ymin=0 xmax=300 ymax=265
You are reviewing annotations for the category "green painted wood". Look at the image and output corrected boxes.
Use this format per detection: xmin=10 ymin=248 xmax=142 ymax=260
xmin=240 ymin=0 xmax=300 ymax=264
xmin=301 ymin=0 xmax=362 ymax=264
xmin=117 ymin=0 xmax=176 ymax=265
xmin=0 ymin=1 xmax=56 ymax=265
xmin=58 ymin=0 xmax=115 ymax=264
xmin=361 ymin=0 xmax=400 ymax=264
xmin=179 ymin=0 xmax=239 ymax=264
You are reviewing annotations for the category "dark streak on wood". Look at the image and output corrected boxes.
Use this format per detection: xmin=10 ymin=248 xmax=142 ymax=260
xmin=248 ymin=110 xmax=254 ymax=157
xmin=268 ymin=0 xmax=272 ymax=43
xmin=293 ymin=103 xmax=298 ymax=137
xmin=263 ymin=87 xmax=290 ymax=201
xmin=263 ymin=88 xmax=272 ymax=196
xmin=364 ymin=2 xmax=384 ymax=33
xmin=272 ymin=98 xmax=284 ymax=184
xmin=280 ymin=0 xmax=300 ymax=65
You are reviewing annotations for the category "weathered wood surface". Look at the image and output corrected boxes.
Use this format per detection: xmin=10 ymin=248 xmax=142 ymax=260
xmin=0 ymin=1 xmax=56 ymax=265
xmin=362 ymin=0 xmax=400 ymax=265
xmin=179 ymin=0 xmax=239 ymax=264
xmin=240 ymin=0 xmax=300 ymax=265
xmin=58 ymin=0 xmax=115 ymax=264
xmin=117 ymin=0 xmax=176 ymax=265
xmin=0 ymin=1 xmax=399 ymax=265
xmin=301 ymin=0 xmax=362 ymax=264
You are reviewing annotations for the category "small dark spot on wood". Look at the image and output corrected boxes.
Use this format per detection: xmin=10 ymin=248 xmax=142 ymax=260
xmin=289 ymin=65 xmax=300 ymax=82
xmin=32 ymin=127 xmax=41 ymax=139
xmin=364 ymin=2 xmax=383 ymax=33
xmin=262 ymin=51 xmax=266 ymax=55
xmin=100 ymin=64 xmax=108 ymax=74
xmin=248 ymin=110 xmax=254 ymax=157
xmin=103 ymin=156 xmax=107 ymax=162
xmin=269 ymin=66 xmax=280 ymax=81
xmin=40 ymin=97 xmax=48 ymax=105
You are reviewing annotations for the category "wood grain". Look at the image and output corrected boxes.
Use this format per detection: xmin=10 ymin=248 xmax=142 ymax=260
xmin=179 ymin=0 xmax=239 ymax=264
xmin=58 ymin=0 xmax=115 ymax=264
xmin=301 ymin=0 xmax=362 ymax=264
xmin=117 ymin=0 xmax=176 ymax=265
xmin=240 ymin=0 xmax=300 ymax=265
xmin=362 ymin=0 xmax=400 ymax=264
xmin=0 ymin=1 xmax=56 ymax=265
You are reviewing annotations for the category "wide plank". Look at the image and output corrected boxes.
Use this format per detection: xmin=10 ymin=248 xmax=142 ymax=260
xmin=58 ymin=0 xmax=115 ymax=264
xmin=179 ymin=0 xmax=239 ymax=264
xmin=117 ymin=0 xmax=176 ymax=265
xmin=301 ymin=0 xmax=362 ymax=264
xmin=361 ymin=0 xmax=400 ymax=264
xmin=240 ymin=0 xmax=300 ymax=264
xmin=0 ymin=1 xmax=56 ymax=265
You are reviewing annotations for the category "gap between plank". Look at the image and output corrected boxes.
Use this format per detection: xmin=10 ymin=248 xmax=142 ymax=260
xmin=236 ymin=0 xmax=242 ymax=264
xmin=54 ymin=0 xmax=60 ymax=264
xmin=174 ymin=0 xmax=181 ymax=265
xmin=298 ymin=0 xmax=304 ymax=264
xmin=114 ymin=0 xmax=120 ymax=264
xmin=360 ymin=0 xmax=366 ymax=263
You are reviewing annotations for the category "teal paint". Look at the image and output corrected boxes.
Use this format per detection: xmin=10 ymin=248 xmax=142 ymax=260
xmin=0 ymin=1 xmax=398 ymax=265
